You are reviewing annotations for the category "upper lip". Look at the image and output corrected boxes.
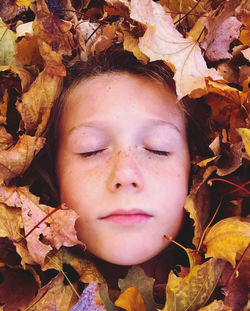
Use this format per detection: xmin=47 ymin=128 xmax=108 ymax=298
xmin=98 ymin=208 xmax=152 ymax=219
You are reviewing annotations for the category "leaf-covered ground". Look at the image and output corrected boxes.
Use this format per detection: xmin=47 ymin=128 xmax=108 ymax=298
xmin=0 ymin=0 xmax=249 ymax=310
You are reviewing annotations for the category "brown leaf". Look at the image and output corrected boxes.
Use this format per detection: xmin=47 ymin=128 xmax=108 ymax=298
xmin=27 ymin=273 xmax=77 ymax=311
xmin=0 ymin=267 xmax=38 ymax=311
xmin=203 ymin=217 xmax=250 ymax=267
xmin=184 ymin=183 xmax=211 ymax=249
xmin=0 ymin=89 xmax=8 ymax=125
xmin=0 ymin=0 xmax=24 ymax=22
xmin=31 ymin=0 xmax=74 ymax=57
xmin=70 ymin=282 xmax=106 ymax=311
xmin=16 ymin=70 xmax=63 ymax=135
xmin=15 ymin=33 xmax=44 ymax=68
xmin=115 ymin=286 xmax=146 ymax=311
xmin=0 ymin=237 xmax=21 ymax=266
xmin=0 ymin=135 xmax=45 ymax=181
xmin=91 ymin=24 xmax=117 ymax=54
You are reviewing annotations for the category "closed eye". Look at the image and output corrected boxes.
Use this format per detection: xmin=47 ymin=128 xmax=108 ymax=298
xmin=79 ymin=149 xmax=106 ymax=157
xmin=145 ymin=148 xmax=170 ymax=156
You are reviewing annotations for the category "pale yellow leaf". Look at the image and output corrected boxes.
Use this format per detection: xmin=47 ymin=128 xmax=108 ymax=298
xmin=237 ymin=128 xmax=250 ymax=156
xmin=0 ymin=18 xmax=18 ymax=66
xmin=130 ymin=0 xmax=222 ymax=99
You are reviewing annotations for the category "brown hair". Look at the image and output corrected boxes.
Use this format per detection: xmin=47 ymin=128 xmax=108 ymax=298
xmin=29 ymin=49 xmax=211 ymax=205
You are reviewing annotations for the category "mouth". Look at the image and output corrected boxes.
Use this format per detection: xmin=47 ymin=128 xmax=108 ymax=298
xmin=98 ymin=209 xmax=153 ymax=225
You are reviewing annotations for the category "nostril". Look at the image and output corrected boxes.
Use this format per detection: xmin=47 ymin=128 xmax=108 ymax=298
xmin=116 ymin=183 xmax=121 ymax=189
xmin=132 ymin=182 xmax=137 ymax=187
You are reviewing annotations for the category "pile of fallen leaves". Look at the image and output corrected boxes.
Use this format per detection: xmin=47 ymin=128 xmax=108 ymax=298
xmin=0 ymin=0 xmax=249 ymax=310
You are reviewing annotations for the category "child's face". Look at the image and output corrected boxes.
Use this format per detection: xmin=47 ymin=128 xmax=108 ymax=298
xmin=56 ymin=72 xmax=190 ymax=265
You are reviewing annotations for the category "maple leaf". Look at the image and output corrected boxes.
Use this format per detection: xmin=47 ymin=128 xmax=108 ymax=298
xmin=70 ymin=282 xmax=106 ymax=311
xmin=203 ymin=216 xmax=250 ymax=267
xmin=163 ymin=258 xmax=226 ymax=311
xmin=129 ymin=0 xmax=222 ymax=99
xmin=118 ymin=266 xmax=157 ymax=311
xmin=0 ymin=18 xmax=18 ymax=66
xmin=0 ymin=186 xmax=82 ymax=266
xmin=27 ymin=273 xmax=78 ymax=310
xmin=0 ymin=135 xmax=45 ymax=181
xmin=115 ymin=286 xmax=146 ymax=311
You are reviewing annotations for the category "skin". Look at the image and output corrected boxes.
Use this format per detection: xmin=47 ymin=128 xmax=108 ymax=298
xmin=56 ymin=72 xmax=190 ymax=265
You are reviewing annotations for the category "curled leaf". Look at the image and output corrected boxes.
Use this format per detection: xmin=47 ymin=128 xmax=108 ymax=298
xmin=203 ymin=216 xmax=250 ymax=267
xmin=0 ymin=135 xmax=45 ymax=181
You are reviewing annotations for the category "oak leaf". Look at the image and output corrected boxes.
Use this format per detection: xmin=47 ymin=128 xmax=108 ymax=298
xmin=70 ymin=282 xmax=106 ymax=311
xmin=0 ymin=18 xmax=18 ymax=66
xmin=163 ymin=258 xmax=226 ymax=311
xmin=203 ymin=217 xmax=250 ymax=267
xmin=0 ymin=135 xmax=45 ymax=181
xmin=130 ymin=0 xmax=221 ymax=99
xmin=115 ymin=286 xmax=146 ymax=311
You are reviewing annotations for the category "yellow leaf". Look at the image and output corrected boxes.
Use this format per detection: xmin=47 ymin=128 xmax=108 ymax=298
xmin=0 ymin=18 xmax=18 ymax=66
xmin=237 ymin=128 xmax=250 ymax=157
xmin=16 ymin=0 xmax=32 ymax=9
xmin=197 ymin=156 xmax=218 ymax=167
xmin=198 ymin=300 xmax=232 ymax=311
xmin=0 ymin=89 xmax=8 ymax=124
xmin=204 ymin=217 xmax=250 ymax=267
xmin=115 ymin=287 xmax=146 ymax=311
xmin=163 ymin=258 xmax=225 ymax=311
xmin=130 ymin=0 xmax=222 ymax=99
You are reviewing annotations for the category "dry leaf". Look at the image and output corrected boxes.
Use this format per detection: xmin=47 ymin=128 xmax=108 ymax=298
xmin=0 ymin=0 xmax=24 ymax=22
xmin=28 ymin=273 xmax=77 ymax=311
xmin=0 ymin=186 xmax=81 ymax=266
xmin=203 ymin=216 xmax=250 ymax=267
xmin=16 ymin=21 xmax=34 ymax=37
xmin=237 ymin=128 xmax=250 ymax=156
xmin=0 ymin=267 xmax=38 ymax=311
xmin=15 ymin=33 xmax=44 ymax=68
xmin=198 ymin=300 xmax=232 ymax=311
xmin=0 ymin=18 xmax=18 ymax=66
xmin=118 ymin=266 xmax=157 ymax=311
xmin=130 ymin=0 xmax=222 ymax=99
xmin=163 ymin=258 xmax=226 ymax=311
xmin=0 ymin=89 xmax=8 ymax=124
xmin=115 ymin=286 xmax=146 ymax=311
xmin=16 ymin=70 xmax=63 ymax=135
xmin=0 ymin=135 xmax=45 ymax=181
xmin=70 ymin=282 xmax=106 ymax=311
xmin=16 ymin=0 xmax=32 ymax=9
xmin=184 ymin=183 xmax=211 ymax=248
xmin=201 ymin=16 xmax=242 ymax=61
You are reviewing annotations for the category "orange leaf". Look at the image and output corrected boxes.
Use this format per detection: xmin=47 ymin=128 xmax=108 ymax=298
xmin=115 ymin=286 xmax=146 ymax=311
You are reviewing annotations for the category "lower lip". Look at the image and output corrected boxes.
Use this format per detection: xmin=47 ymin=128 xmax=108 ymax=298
xmin=101 ymin=214 xmax=152 ymax=225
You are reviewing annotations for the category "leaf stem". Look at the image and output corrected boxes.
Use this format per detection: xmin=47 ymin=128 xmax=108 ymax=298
xmin=225 ymin=243 xmax=250 ymax=289
xmin=208 ymin=178 xmax=250 ymax=195
xmin=174 ymin=0 xmax=203 ymax=25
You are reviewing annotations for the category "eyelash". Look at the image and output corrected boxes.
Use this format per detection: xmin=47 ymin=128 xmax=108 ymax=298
xmin=79 ymin=148 xmax=170 ymax=158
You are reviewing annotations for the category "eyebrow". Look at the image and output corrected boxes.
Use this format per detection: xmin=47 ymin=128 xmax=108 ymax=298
xmin=68 ymin=119 xmax=182 ymax=136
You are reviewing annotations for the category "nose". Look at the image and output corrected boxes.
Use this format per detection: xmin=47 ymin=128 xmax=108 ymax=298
xmin=107 ymin=150 xmax=144 ymax=192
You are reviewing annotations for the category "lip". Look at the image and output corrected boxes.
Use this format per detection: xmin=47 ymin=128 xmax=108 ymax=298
xmin=98 ymin=209 xmax=153 ymax=225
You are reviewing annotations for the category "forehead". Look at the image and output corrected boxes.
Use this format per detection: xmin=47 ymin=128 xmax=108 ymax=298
xmin=62 ymin=72 xmax=185 ymax=131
